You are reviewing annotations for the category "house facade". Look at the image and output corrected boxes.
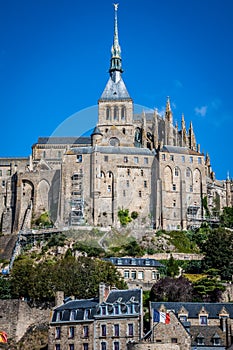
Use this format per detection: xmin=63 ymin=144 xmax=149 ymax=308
xmin=48 ymin=284 xmax=143 ymax=350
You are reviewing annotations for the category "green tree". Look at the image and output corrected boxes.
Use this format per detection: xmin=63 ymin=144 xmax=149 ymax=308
xmin=10 ymin=255 xmax=126 ymax=303
xmin=220 ymin=207 xmax=233 ymax=228
xmin=193 ymin=269 xmax=225 ymax=302
xmin=166 ymin=255 xmax=179 ymax=277
xmin=150 ymin=276 xmax=194 ymax=302
xmin=0 ymin=277 xmax=12 ymax=299
xmin=202 ymin=228 xmax=233 ymax=280
xmin=122 ymin=239 xmax=145 ymax=257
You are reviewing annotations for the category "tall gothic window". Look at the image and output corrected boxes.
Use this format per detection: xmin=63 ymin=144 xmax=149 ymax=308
xmin=114 ymin=106 xmax=119 ymax=120
xmin=121 ymin=106 xmax=126 ymax=120
xmin=106 ymin=107 xmax=110 ymax=120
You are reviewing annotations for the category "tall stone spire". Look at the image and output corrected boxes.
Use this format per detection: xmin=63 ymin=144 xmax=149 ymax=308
xmin=189 ymin=121 xmax=196 ymax=150
xmin=100 ymin=4 xmax=131 ymax=101
xmin=109 ymin=4 xmax=123 ymax=79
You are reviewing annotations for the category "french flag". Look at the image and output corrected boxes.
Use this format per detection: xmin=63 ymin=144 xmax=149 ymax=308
xmin=153 ymin=309 xmax=170 ymax=324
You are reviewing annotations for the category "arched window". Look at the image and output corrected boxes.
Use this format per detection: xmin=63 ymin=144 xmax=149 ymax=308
xmin=114 ymin=106 xmax=119 ymax=120
xmin=121 ymin=106 xmax=126 ymax=120
xmin=106 ymin=107 xmax=110 ymax=120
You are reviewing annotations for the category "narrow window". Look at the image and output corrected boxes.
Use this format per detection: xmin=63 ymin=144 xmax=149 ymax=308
xmin=107 ymin=185 xmax=111 ymax=192
xmin=122 ymin=128 xmax=126 ymax=134
xmin=69 ymin=326 xmax=74 ymax=339
xmin=7 ymin=170 xmax=11 ymax=176
xmin=134 ymin=157 xmax=139 ymax=164
xmin=186 ymin=168 xmax=191 ymax=177
xmin=58 ymin=151 xmax=61 ymax=158
xmin=101 ymin=342 xmax=107 ymax=350
xmin=124 ymin=156 xmax=128 ymax=163
xmin=114 ymin=324 xmax=120 ymax=337
xmin=106 ymin=107 xmax=110 ymax=120
xmin=83 ymin=326 xmax=89 ymax=338
xmin=170 ymin=155 xmax=174 ymax=161
xmin=104 ymin=156 xmax=108 ymax=162
xmin=131 ymin=271 xmax=136 ymax=280
xmin=138 ymin=271 xmax=144 ymax=280
xmin=43 ymin=151 xmax=46 ymax=158
xmin=173 ymin=200 xmax=176 ymax=207
xmin=141 ymin=169 xmax=144 ymax=176
xmin=0 ymin=170 xmax=2 ymax=176
xmin=190 ymin=156 xmax=193 ymax=163
xmin=114 ymin=106 xmax=118 ymax=120
xmin=126 ymin=180 xmax=129 ymax=187
xmin=144 ymin=180 xmax=147 ymax=188
xmin=101 ymin=324 xmax=107 ymax=336
xmin=128 ymin=324 xmax=134 ymax=337
xmin=182 ymin=155 xmax=185 ymax=163
xmin=198 ymin=157 xmax=202 ymax=164
xmin=174 ymin=167 xmax=179 ymax=176
xmin=69 ymin=345 xmax=74 ymax=350
xmin=162 ymin=154 xmax=166 ymax=160
xmin=121 ymin=106 xmax=126 ymax=120
xmin=172 ymin=184 xmax=176 ymax=191
xmin=55 ymin=345 xmax=61 ymax=350
xmin=127 ymin=169 xmax=130 ymax=175
xmin=124 ymin=270 xmax=129 ymax=278
xmin=144 ymin=157 xmax=148 ymax=164
xmin=70 ymin=310 xmax=76 ymax=321
xmin=139 ymin=190 xmax=142 ymax=197
xmin=123 ymin=190 xmax=126 ymax=197
xmin=55 ymin=327 xmax=61 ymax=339
xmin=83 ymin=344 xmax=88 ymax=350
xmin=190 ymin=185 xmax=193 ymax=192
xmin=113 ymin=342 xmax=119 ymax=350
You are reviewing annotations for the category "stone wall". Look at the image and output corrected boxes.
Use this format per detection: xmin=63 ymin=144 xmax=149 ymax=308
xmin=0 ymin=299 xmax=50 ymax=342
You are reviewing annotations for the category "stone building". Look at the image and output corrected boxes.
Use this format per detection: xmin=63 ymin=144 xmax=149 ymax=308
xmin=146 ymin=301 xmax=233 ymax=349
xmin=0 ymin=4 xmax=232 ymax=234
xmin=105 ymin=257 xmax=163 ymax=290
xmin=48 ymin=284 xmax=143 ymax=350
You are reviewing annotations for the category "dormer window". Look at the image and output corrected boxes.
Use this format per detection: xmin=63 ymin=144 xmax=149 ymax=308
xmin=197 ymin=335 xmax=204 ymax=345
xmin=212 ymin=333 xmax=221 ymax=346
xmin=179 ymin=315 xmax=187 ymax=322
xmin=70 ymin=310 xmax=76 ymax=321
xmin=199 ymin=315 xmax=208 ymax=325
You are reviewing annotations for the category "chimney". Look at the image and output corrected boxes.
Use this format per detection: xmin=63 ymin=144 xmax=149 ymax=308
xmin=99 ymin=283 xmax=111 ymax=303
xmin=55 ymin=291 xmax=64 ymax=306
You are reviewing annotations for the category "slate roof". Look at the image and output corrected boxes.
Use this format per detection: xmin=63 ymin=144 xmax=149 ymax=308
xmin=56 ymin=298 xmax=98 ymax=311
xmin=51 ymin=289 xmax=142 ymax=324
xmin=105 ymin=288 xmax=141 ymax=305
xmin=71 ymin=145 xmax=155 ymax=156
xmin=161 ymin=145 xmax=201 ymax=155
xmin=51 ymin=298 xmax=99 ymax=323
xmin=36 ymin=136 xmax=91 ymax=145
xmin=151 ymin=302 xmax=233 ymax=318
xmin=191 ymin=325 xmax=226 ymax=348
xmin=106 ymin=257 xmax=164 ymax=268
xmin=100 ymin=77 xmax=131 ymax=100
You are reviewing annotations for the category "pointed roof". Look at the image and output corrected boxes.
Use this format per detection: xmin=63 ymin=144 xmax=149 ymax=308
xmin=99 ymin=4 xmax=131 ymax=101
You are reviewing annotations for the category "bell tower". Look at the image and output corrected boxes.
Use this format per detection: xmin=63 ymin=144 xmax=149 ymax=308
xmin=97 ymin=4 xmax=134 ymax=147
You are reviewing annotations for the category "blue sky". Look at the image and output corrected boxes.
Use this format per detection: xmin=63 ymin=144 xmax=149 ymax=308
xmin=0 ymin=0 xmax=232 ymax=180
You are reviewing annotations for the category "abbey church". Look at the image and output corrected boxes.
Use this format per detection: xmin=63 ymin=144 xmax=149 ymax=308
xmin=0 ymin=5 xmax=232 ymax=234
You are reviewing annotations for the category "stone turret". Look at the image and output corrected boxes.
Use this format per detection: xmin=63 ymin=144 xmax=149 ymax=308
xmin=165 ymin=97 xmax=173 ymax=145
xmin=181 ymin=113 xmax=187 ymax=146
